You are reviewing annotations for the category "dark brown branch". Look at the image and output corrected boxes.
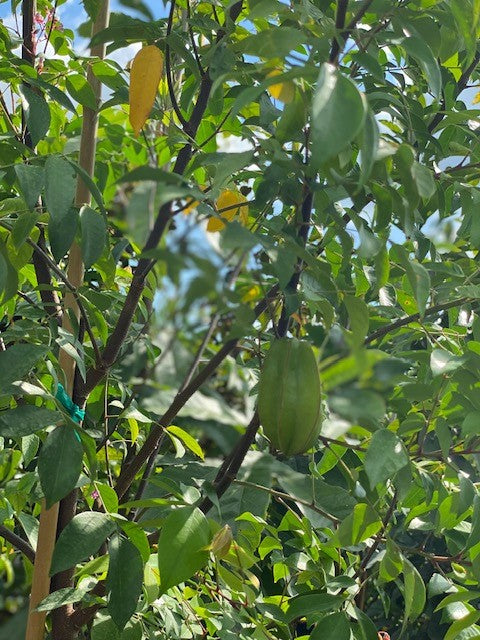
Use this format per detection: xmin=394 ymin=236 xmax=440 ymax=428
xmin=200 ymin=183 xmax=315 ymax=514
xmin=165 ymin=0 xmax=189 ymax=129
xmin=186 ymin=0 xmax=205 ymax=76
xmin=21 ymin=0 xmax=62 ymax=323
xmin=353 ymin=491 xmax=397 ymax=580
xmin=79 ymin=1 xmax=245 ymax=405
xmin=329 ymin=0 xmax=349 ymax=64
xmin=364 ymin=296 xmax=472 ymax=345
xmin=0 ymin=524 xmax=35 ymax=563
xmin=114 ymin=286 xmax=278 ymax=500
xmin=199 ymin=412 xmax=260 ymax=514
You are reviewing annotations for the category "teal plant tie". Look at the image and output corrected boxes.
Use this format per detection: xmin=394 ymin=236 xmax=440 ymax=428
xmin=55 ymin=383 xmax=84 ymax=441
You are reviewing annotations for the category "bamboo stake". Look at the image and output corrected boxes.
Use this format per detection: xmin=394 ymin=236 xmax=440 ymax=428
xmin=25 ymin=2 xmax=110 ymax=638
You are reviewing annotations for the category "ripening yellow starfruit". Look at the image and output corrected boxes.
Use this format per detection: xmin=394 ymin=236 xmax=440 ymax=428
xmin=129 ymin=45 xmax=164 ymax=137
xmin=258 ymin=338 xmax=322 ymax=456
xmin=266 ymin=70 xmax=296 ymax=104
xmin=207 ymin=189 xmax=249 ymax=232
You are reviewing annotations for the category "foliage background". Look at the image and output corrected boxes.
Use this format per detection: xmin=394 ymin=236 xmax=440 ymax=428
xmin=1 ymin=0 xmax=480 ymax=639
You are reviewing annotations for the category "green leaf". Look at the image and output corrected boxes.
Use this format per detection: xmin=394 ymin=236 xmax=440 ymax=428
xmin=379 ymin=539 xmax=403 ymax=582
xmin=0 ymin=249 xmax=6 ymax=296
xmin=328 ymin=387 xmax=386 ymax=428
xmin=403 ymin=36 xmax=441 ymax=98
xmin=359 ymin=108 xmax=379 ymax=187
xmin=364 ymin=429 xmax=409 ymax=488
xmin=14 ymin=164 xmax=44 ymax=211
xmin=466 ymin=495 xmax=480 ymax=550
xmin=51 ymin=512 xmax=115 ymax=575
xmin=167 ymin=426 xmax=204 ymax=460
xmin=403 ymin=558 xmax=426 ymax=622
xmin=107 ymin=534 xmax=144 ymax=630
xmin=48 ymin=207 xmax=79 ymax=262
xmin=38 ymin=426 xmax=83 ymax=509
xmin=395 ymin=247 xmax=431 ymax=316
xmin=117 ymin=520 xmax=150 ymax=563
xmin=80 ymin=206 xmax=107 ymax=267
xmin=411 ymin=162 xmax=436 ymax=199
xmin=68 ymin=159 xmax=106 ymax=215
xmin=430 ymin=349 xmax=466 ymax=376
xmin=0 ymin=241 xmax=18 ymax=304
xmin=337 ymin=503 xmax=382 ymax=547
xmin=0 ymin=345 xmax=49 ymax=394
xmin=450 ymin=0 xmax=476 ymax=63
xmin=91 ymin=615 xmax=142 ymax=640
xmin=66 ymin=74 xmax=98 ymax=110
xmin=311 ymin=63 xmax=366 ymax=165
xmin=0 ymin=406 xmax=60 ymax=438
xmin=18 ymin=84 xmax=51 ymax=147
xmin=95 ymin=482 xmax=119 ymax=513
xmin=36 ymin=582 xmax=93 ymax=612
xmin=444 ymin=612 xmax=480 ymax=640
xmin=436 ymin=591 xmax=480 ymax=611
xmin=44 ymin=155 xmax=76 ymax=223
xmin=286 ymin=593 xmax=345 ymax=622
xmin=238 ymin=27 xmax=306 ymax=58
xmin=344 ymin=295 xmax=369 ymax=348
xmin=353 ymin=609 xmax=379 ymax=640
xmin=11 ymin=211 xmax=38 ymax=249
xmin=310 ymin=612 xmax=351 ymax=640
xmin=158 ymin=507 xmax=210 ymax=593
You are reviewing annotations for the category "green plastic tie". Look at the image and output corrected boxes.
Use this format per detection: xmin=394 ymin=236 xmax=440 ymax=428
xmin=55 ymin=383 xmax=84 ymax=441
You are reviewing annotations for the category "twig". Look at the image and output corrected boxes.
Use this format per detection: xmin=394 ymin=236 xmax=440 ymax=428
xmin=114 ymin=285 xmax=278 ymax=500
xmin=165 ymin=0 xmax=189 ymax=130
xmin=353 ymin=491 xmax=397 ymax=580
xmin=25 ymin=236 xmax=102 ymax=365
xmin=364 ymin=296 xmax=472 ymax=344
xmin=329 ymin=0 xmax=349 ymax=64
xmin=231 ymin=479 xmax=340 ymax=524
xmin=186 ymin=0 xmax=205 ymax=76
xmin=0 ymin=524 xmax=35 ymax=563
xmin=79 ymin=1 xmax=245 ymax=405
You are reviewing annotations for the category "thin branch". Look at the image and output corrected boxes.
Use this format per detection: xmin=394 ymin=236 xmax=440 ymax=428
xmin=114 ymin=285 xmax=278 ymax=500
xmin=353 ymin=491 xmax=397 ymax=580
xmin=79 ymin=1 xmax=245 ymax=404
xmin=25 ymin=235 xmax=102 ymax=365
xmin=186 ymin=0 xmax=205 ymax=76
xmin=329 ymin=0 xmax=349 ymax=64
xmin=231 ymin=479 xmax=340 ymax=524
xmin=0 ymin=524 xmax=35 ymax=563
xmin=364 ymin=296 xmax=472 ymax=345
xmin=165 ymin=0 xmax=189 ymax=130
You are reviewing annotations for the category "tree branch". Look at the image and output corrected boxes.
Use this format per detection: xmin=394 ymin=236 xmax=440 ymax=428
xmin=329 ymin=0 xmax=349 ymax=64
xmin=114 ymin=286 xmax=278 ymax=500
xmin=0 ymin=524 xmax=35 ymax=563
xmin=79 ymin=0 xmax=245 ymax=405
xmin=364 ymin=296 xmax=472 ymax=345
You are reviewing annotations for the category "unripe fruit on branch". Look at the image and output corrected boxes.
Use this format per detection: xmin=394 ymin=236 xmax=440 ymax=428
xmin=258 ymin=338 xmax=322 ymax=456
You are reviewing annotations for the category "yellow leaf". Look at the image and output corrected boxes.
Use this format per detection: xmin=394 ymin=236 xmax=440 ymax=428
xmin=129 ymin=45 xmax=164 ymax=137
xmin=183 ymin=185 xmax=207 ymax=215
xmin=241 ymin=285 xmax=261 ymax=302
xmin=207 ymin=189 xmax=249 ymax=232
xmin=266 ymin=69 xmax=295 ymax=104
xmin=210 ymin=525 xmax=233 ymax=558
xmin=473 ymin=90 xmax=480 ymax=105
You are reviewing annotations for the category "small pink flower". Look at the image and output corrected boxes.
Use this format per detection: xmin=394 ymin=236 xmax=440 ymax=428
xmin=91 ymin=490 xmax=99 ymax=499
xmin=34 ymin=12 xmax=44 ymax=24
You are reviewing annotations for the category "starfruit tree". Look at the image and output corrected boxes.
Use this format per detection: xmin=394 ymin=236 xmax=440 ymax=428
xmin=1 ymin=0 xmax=480 ymax=639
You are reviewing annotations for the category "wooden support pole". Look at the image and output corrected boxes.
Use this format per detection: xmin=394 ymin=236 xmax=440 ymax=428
xmin=24 ymin=2 xmax=110 ymax=638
